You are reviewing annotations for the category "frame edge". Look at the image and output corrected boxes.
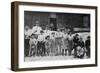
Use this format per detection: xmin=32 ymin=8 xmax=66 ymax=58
xmin=11 ymin=1 xmax=98 ymax=71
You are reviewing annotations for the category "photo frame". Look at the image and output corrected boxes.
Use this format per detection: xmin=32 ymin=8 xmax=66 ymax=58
xmin=11 ymin=1 xmax=98 ymax=71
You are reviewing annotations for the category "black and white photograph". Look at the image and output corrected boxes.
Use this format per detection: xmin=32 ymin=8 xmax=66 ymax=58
xmin=11 ymin=1 xmax=97 ymax=71
xmin=24 ymin=11 xmax=91 ymax=61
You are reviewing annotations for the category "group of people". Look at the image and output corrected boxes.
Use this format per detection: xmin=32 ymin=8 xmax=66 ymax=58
xmin=24 ymin=21 xmax=90 ymax=59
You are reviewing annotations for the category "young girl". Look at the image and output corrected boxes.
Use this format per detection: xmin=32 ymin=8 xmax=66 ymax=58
xmin=67 ymin=32 xmax=73 ymax=56
xmin=62 ymin=30 xmax=69 ymax=56
xmin=55 ymin=29 xmax=63 ymax=55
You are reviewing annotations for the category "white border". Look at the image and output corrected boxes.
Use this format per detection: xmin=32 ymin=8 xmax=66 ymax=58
xmin=18 ymin=5 xmax=96 ymax=68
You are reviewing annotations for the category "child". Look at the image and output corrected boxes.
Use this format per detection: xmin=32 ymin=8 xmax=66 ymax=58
xmin=29 ymin=34 xmax=37 ymax=57
xmin=73 ymin=34 xmax=80 ymax=58
xmin=50 ymin=32 xmax=56 ymax=56
xmin=44 ymin=25 xmax=51 ymax=36
xmin=76 ymin=37 xmax=85 ymax=59
xmin=37 ymin=30 xmax=46 ymax=56
xmin=67 ymin=32 xmax=73 ymax=56
xmin=45 ymin=36 xmax=51 ymax=56
xmin=62 ymin=31 xmax=69 ymax=56
xmin=24 ymin=25 xmax=32 ymax=57
xmin=85 ymin=36 xmax=90 ymax=58
xmin=55 ymin=29 xmax=63 ymax=55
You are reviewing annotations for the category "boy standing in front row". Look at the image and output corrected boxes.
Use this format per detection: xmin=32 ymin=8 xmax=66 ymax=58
xmin=37 ymin=30 xmax=46 ymax=56
xmin=24 ymin=25 xmax=32 ymax=57
xmin=29 ymin=34 xmax=37 ymax=57
xmin=45 ymin=36 xmax=51 ymax=56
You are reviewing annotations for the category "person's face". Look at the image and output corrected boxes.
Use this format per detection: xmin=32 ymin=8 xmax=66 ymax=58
xmin=31 ymin=35 xmax=34 ymax=39
xmin=80 ymin=38 xmax=82 ymax=41
xmin=50 ymin=23 xmax=54 ymax=27
xmin=67 ymin=28 xmax=70 ymax=32
xmin=68 ymin=32 xmax=71 ymax=35
xmin=57 ymin=29 xmax=60 ymax=32
xmin=52 ymin=34 xmax=55 ymax=37
xmin=47 ymin=37 xmax=50 ymax=40
xmin=41 ymin=32 xmax=44 ymax=35
xmin=76 ymin=35 xmax=79 ymax=38
xmin=65 ymin=29 xmax=68 ymax=34
xmin=62 ymin=30 xmax=64 ymax=33
xmin=46 ymin=27 xmax=49 ymax=30
xmin=36 ymin=23 xmax=39 ymax=26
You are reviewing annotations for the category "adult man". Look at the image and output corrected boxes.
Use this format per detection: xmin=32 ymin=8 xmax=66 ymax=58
xmin=31 ymin=21 xmax=42 ymax=35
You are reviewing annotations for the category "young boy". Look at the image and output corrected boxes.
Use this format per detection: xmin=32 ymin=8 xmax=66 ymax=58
xmin=29 ymin=34 xmax=37 ymax=57
xmin=24 ymin=25 xmax=32 ymax=57
xmin=37 ymin=30 xmax=46 ymax=56
xmin=45 ymin=35 xmax=51 ymax=56
xmin=76 ymin=37 xmax=85 ymax=59
xmin=73 ymin=34 xmax=79 ymax=58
